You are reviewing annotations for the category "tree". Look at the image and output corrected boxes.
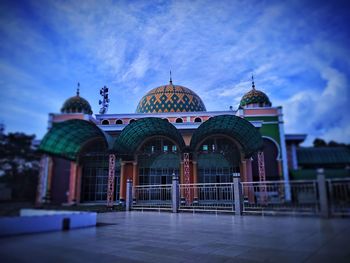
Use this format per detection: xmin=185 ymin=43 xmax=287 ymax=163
xmin=0 ymin=132 xmax=40 ymax=201
xmin=313 ymin=138 xmax=327 ymax=147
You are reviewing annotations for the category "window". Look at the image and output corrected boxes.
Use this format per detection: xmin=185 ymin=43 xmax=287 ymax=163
xmin=194 ymin=117 xmax=202 ymax=123
xmin=172 ymin=145 xmax=177 ymax=152
xmin=129 ymin=119 xmax=135 ymax=124
xmin=115 ymin=119 xmax=123 ymax=125
xmin=175 ymin=118 xmax=183 ymax=123
xmin=163 ymin=145 xmax=168 ymax=152
xmin=101 ymin=120 xmax=109 ymax=125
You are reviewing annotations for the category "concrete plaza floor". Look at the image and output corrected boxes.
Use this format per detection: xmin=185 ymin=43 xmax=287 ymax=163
xmin=0 ymin=212 xmax=350 ymax=263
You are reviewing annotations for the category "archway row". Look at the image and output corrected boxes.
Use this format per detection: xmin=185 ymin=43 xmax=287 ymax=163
xmin=38 ymin=115 xmax=263 ymax=161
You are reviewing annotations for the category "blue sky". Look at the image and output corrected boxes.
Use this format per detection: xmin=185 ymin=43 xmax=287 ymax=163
xmin=0 ymin=0 xmax=349 ymax=145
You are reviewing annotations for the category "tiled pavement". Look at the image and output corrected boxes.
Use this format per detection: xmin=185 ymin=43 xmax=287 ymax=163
xmin=0 ymin=212 xmax=349 ymax=262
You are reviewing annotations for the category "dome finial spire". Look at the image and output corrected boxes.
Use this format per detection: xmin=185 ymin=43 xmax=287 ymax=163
xmin=251 ymin=73 xmax=255 ymax=90
xmin=169 ymin=70 xmax=173 ymax=84
xmin=76 ymin=82 xmax=80 ymax=96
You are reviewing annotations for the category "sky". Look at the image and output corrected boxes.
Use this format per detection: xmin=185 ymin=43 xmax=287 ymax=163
xmin=0 ymin=0 xmax=349 ymax=145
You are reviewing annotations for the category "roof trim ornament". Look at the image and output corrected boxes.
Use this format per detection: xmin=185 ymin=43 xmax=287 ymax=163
xmin=76 ymin=82 xmax=80 ymax=96
xmin=169 ymin=70 xmax=173 ymax=84
xmin=251 ymin=74 xmax=256 ymax=90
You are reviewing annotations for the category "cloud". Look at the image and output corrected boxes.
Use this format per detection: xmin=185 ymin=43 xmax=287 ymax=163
xmin=281 ymin=64 xmax=350 ymax=144
xmin=0 ymin=0 xmax=349 ymax=143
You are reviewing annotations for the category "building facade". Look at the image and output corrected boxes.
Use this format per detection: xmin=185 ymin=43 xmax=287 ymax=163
xmin=37 ymin=78 xmax=295 ymax=205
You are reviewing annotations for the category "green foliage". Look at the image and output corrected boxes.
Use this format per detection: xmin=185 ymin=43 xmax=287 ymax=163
xmin=0 ymin=132 xmax=39 ymax=201
xmin=313 ymin=138 xmax=350 ymax=148
xmin=313 ymin=138 xmax=327 ymax=147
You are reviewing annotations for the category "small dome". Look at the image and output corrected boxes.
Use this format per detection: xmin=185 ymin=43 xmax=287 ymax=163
xmin=61 ymin=89 xmax=93 ymax=115
xmin=136 ymin=81 xmax=206 ymax=113
xmin=239 ymin=77 xmax=271 ymax=108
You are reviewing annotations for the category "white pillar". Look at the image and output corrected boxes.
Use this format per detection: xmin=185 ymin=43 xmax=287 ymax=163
xmin=172 ymin=175 xmax=179 ymax=213
xmin=278 ymin=107 xmax=291 ymax=201
xmin=233 ymin=175 xmax=243 ymax=215
xmin=317 ymin=169 xmax=330 ymax=218
xmin=126 ymin=179 xmax=133 ymax=211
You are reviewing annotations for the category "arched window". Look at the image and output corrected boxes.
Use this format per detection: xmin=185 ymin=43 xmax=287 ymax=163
xmin=129 ymin=119 xmax=136 ymax=124
xmin=175 ymin=118 xmax=183 ymax=123
xmin=138 ymin=138 xmax=180 ymax=186
xmin=194 ymin=117 xmax=202 ymax=123
xmin=163 ymin=118 xmax=169 ymax=122
xmin=101 ymin=120 xmax=109 ymax=125
xmin=197 ymin=136 xmax=240 ymax=184
xmin=115 ymin=119 xmax=123 ymax=125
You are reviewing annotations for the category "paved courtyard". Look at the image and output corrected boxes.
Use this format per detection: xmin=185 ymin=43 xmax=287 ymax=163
xmin=0 ymin=212 xmax=350 ymax=262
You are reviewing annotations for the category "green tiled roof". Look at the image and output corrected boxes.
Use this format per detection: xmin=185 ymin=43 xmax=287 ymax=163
xmin=39 ymin=120 xmax=109 ymax=160
xmin=114 ymin=117 xmax=185 ymax=155
xmin=190 ymin=115 xmax=263 ymax=157
xmin=297 ymin=147 xmax=350 ymax=165
xmin=290 ymin=169 xmax=350 ymax=180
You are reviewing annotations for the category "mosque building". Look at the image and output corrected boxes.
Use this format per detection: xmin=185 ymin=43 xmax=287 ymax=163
xmin=37 ymin=76 xmax=313 ymax=205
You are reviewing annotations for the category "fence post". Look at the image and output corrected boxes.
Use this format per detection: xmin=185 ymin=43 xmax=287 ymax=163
xmin=172 ymin=176 xmax=179 ymax=213
xmin=317 ymin=169 xmax=329 ymax=218
xmin=126 ymin=179 xmax=133 ymax=211
xmin=233 ymin=175 xmax=243 ymax=215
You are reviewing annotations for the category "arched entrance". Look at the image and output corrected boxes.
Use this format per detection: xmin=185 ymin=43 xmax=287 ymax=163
xmin=137 ymin=137 xmax=181 ymax=185
xmin=252 ymin=137 xmax=280 ymax=181
xmin=196 ymin=136 xmax=241 ymax=183
xmin=80 ymin=139 xmax=120 ymax=202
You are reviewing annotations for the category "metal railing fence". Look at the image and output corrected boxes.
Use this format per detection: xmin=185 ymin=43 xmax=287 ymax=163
xmin=241 ymin=180 xmax=318 ymax=215
xmin=327 ymin=178 xmax=350 ymax=216
xmin=133 ymin=184 xmax=172 ymax=210
xmin=179 ymin=183 xmax=235 ymax=212
xmin=125 ymin=174 xmax=350 ymax=217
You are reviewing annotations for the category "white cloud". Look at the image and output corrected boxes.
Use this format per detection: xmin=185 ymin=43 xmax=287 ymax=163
xmin=0 ymin=0 xmax=349 ymax=143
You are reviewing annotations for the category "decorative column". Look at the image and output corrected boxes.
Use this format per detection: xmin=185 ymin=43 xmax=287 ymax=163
xmin=192 ymin=161 xmax=198 ymax=203
xmin=107 ymin=154 xmax=116 ymax=207
xmin=246 ymin=158 xmax=255 ymax=203
xmin=119 ymin=161 xmax=126 ymax=203
xmin=240 ymin=159 xmax=247 ymax=182
xmin=180 ymin=161 xmax=185 ymax=203
xmin=132 ymin=162 xmax=138 ymax=203
xmin=183 ymin=153 xmax=191 ymax=205
xmin=68 ymin=161 xmax=78 ymax=204
xmin=257 ymin=151 xmax=267 ymax=204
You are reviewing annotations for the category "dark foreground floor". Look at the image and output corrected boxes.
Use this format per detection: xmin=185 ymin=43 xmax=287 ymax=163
xmin=0 ymin=212 xmax=350 ymax=263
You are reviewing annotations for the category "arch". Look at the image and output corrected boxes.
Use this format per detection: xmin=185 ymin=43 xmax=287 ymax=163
xmin=137 ymin=137 xmax=181 ymax=185
xmin=101 ymin=119 xmax=109 ymax=125
xmin=115 ymin=119 xmax=123 ymax=125
xmin=39 ymin=119 xmax=109 ymax=161
xmin=194 ymin=117 xmax=202 ymax=123
xmin=175 ymin=118 xmax=183 ymax=123
xmin=190 ymin=115 xmax=263 ymax=157
xmin=196 ymin=136 xmax=241 ymax=183
xmin=129 ymin=119 xmax=136 ymax=124
xmin=113 ymin=117 xmax=186 ymax=155
xmin=262 ymin=136 xmax=281 ymax=160
xmin=252 ymin=137 xmax=280 ymax=181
